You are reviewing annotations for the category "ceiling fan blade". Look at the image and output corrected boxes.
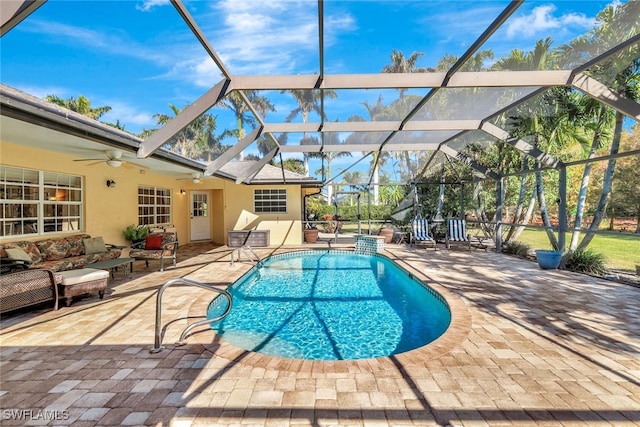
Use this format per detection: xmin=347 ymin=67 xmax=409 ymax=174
xmin=74 ymin=158 xmax=105 ymax=162
xmin=85 ymin=161 xmax=105 ymax=166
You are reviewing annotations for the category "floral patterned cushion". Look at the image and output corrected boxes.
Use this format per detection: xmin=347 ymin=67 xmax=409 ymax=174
xmin=36 ymin=238 xmax=71 ymax=261
xmin=66 ymin=234 xmax=91 ymax=257
xmin=3 ymin=241 xmax=43 ymax=264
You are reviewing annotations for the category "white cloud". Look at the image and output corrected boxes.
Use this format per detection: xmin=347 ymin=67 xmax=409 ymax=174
xmin=505 ymin=4 xmax=594 ymax=39
xmin=102 ymin=100 xmax=155 ymax=131
xmin=186 ymin=0 xmax=355 ymax=76
xmin=135 ymin=0 xmax=170 ymax=12
xmin=21 ymin=19 xmax=171 ymax=64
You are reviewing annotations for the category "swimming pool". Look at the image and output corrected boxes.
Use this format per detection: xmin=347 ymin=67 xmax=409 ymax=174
xmin=207 ymin=250 xmax=451 ymax=360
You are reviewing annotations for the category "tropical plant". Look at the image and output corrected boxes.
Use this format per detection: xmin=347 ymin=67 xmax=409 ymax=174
xmin=563 ymin=248 xmax=608 ymax=276
xmin=502 ymin=240 xmax=531 ymax=258
xmin=123 ymin=224 xmax=150 ymax=243
xmin=45 ymin=94 xmax=111 ymax=120
xmin=141 ymin=104 xmax=220 ymax=160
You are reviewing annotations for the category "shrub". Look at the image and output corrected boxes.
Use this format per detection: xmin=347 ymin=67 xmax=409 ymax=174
xmin=563 ymin=248 xmax=607 ymax=276
xmin=502 ymin=240 xmax=530 ymax=258
xmin=123 ymin=224 xmax=150 ymax=243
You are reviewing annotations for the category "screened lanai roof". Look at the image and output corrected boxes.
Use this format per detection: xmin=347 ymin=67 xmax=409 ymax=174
xmin=1 ymin=0 xmax=639 ymax=185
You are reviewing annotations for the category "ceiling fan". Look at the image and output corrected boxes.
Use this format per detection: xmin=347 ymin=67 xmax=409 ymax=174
xmin=177 ymin=172 xmax=203 ymax=184
xmin=74 ymin=150 xmax=149 ymax=170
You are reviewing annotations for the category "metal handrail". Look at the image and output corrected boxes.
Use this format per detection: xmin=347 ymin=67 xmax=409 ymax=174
xmin=150 ymin=277 xmax=232 ymax=353
xmin=230 ymin=245 xmax=262 ymax=265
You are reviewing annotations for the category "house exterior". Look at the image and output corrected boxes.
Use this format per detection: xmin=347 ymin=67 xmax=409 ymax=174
xmin=0 ymin=84 xmax=320 ymax=247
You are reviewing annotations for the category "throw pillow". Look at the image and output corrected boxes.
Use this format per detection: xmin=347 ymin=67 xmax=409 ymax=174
xmin=145 ymin=234 xmax=164 ymax=250
xmin=5 ymin=247 xmax=33 ymax=264
xmin=84 ymin=237 xmax=107 ymax=255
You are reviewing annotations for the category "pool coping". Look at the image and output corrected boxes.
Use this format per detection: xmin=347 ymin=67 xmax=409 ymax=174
xmin=182 ymin=247 xmax=472 ymax=373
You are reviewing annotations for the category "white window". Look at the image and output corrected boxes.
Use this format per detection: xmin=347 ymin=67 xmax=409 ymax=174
xmin=0 ymin=166 xmax=83 ymax=237
xmin=254 ymin=188 xmax=287 ymax=213
xmin=138 ymin=186 xmax=171 ymax=226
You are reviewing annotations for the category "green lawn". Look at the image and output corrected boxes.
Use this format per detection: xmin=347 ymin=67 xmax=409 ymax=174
xmin=516 ymin=228 xmax=640 ymax=272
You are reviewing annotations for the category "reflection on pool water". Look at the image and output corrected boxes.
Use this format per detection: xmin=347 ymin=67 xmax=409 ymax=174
xmin=207 ymin=250 xmax=451 ymax=360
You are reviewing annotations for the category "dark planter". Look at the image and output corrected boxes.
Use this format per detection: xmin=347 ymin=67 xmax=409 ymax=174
xmin=535 ymin=250 xmax=562 ymax=270
xmin=379 ymin=227 xmax=394 ymax=244
xmin=304 ymin=229 xmax=319 ymax=243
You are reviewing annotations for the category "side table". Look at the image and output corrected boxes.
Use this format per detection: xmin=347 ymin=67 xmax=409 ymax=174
xmin=90 ymin=257 xmax=134 ymax=281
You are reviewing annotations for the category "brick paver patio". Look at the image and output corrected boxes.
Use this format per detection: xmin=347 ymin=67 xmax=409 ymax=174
xmin=1 ymin=241 xmax=638 ymax=426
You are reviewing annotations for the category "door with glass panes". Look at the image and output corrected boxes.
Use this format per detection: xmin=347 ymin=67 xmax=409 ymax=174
xmin=190 ymin=191 xmax=211 ymax=241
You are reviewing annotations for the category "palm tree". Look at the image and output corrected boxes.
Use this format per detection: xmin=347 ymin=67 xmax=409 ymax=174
xmin=45 ymin=94 xmax=111 ymax=120
xmin=281 ymin=89 xmax=337 ymax=175
xmin=345 ymin=96 xmax=393 ymax=205
xmin=565 ymin=2 xmax=640 ymax=250
xmin=381 ymin=50 xmax=432 ymax=98
xmin=221 ymin=90 xmax=275 ymax=160
xmin=144 ymin=104 xmax=218 ymax=160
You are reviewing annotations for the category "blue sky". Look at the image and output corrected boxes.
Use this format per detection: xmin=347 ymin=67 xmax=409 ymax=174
xmin=0 ymin=0 xmax=617 ymax=178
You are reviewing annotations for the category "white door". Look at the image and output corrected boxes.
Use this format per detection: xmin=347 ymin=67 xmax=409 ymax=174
xmin=190 ymin=191 xmax=211 ymax=241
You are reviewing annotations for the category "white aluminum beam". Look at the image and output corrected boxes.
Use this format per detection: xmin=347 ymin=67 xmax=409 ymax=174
xmin=172 ymin=0 xmax=231 ymax=79
xmin=264 ymin=119 xmax=481 ymax=133
xmin=1 ymin=0 xmax=44 ymax=36
xmin=278 ymin=145 xmax=325 ymax=153
xmin=230 ymin=70 xmax=573 ymax=91
xmin=481 ymin=122 xmax=562 ymax=168
xmin=570 ymin=73 xmax=640 ymax=121
xmin=447 ymin=70 xmax=572 ymax=88
xmin=236 ymin=148 xmax=278 ymax=184
xmin=263 ymin=122 xmax=321 ymax=133
xmin=383 ymin=143 xmax=442 ymax=151
xmin=402 ymin=120 xmax=482 ymax=131
xmin=205 ymin=127 xmax=263 ymax=175
xmin=138 ymin=79 xmax=231 ymax=158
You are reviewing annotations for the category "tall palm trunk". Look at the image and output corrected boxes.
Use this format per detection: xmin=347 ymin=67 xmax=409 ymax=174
xmin=535 ymin=168 xmax=559 ymax=250
xmin=578 ymin=111 xmax=623 ymax=249
xmin=473 ymin=181 xmax=491 ymax=237
xmin=510 ymin=190 xmax=537 ymax=242
xmin=569 ymin=131 xmax=602 ymax=250
xmin=373 ymin=162 xmax=380 ymax=206
xmin=505 ymin=161 xmax=529 ymax=242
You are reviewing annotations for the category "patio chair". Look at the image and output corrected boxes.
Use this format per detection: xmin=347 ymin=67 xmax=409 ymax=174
xmin=410 ymin=218 xmax=436 ymax=250
xmin=445 ymin=218 xmax=471 ymax=251
xmin=129 ymin=231 xmax=178 ymax=272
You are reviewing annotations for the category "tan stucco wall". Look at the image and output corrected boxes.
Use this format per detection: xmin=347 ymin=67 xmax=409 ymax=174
xmin=218 ymin=182 xmax=302 ymax=246
xmin=1 ymin=141 xmax=304 ymax=246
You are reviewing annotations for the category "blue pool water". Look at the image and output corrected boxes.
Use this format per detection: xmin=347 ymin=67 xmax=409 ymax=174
xmin=207 ymin=250 xmax=451 ymax=360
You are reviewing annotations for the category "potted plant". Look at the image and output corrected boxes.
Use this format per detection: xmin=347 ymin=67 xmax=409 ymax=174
xmin=303 ymin=214 xmax=319 ymax=243
xmin=123 ymin=224 xmax=150 ymax=245
xmin=535 ymin=249 xmax=563 ymax=270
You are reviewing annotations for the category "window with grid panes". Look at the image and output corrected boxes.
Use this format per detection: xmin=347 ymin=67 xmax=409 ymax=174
xmin=0 ymin=166 xmax=83 ymax=238
xmin=254 ymin=188 xmax=287 ymax=213
xmin=138 ymin=186 xmax=171 ymax=226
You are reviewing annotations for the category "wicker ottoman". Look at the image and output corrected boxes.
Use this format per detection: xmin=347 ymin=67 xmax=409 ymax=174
xmin=57 ymin=268 xmax=109 ymax=307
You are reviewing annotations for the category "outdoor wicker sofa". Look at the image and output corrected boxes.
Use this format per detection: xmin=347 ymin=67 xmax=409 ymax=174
xmin=0 ymin=269 xmax=59 ymax=314
xmin=0 ymin=234 xmax=122 ymax=272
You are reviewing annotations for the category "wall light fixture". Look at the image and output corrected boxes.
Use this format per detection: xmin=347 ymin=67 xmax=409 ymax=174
xmin=106 ymin=179 xmax=116 ymax=188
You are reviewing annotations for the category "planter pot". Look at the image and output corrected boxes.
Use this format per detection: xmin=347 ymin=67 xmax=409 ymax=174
xmin=379 ymin=227 xmax=395 ymax=244
xmin=535 ymin=250 xmax=562 ymax=270
xmin=304 ymin=229 xmax=319 ymax=243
